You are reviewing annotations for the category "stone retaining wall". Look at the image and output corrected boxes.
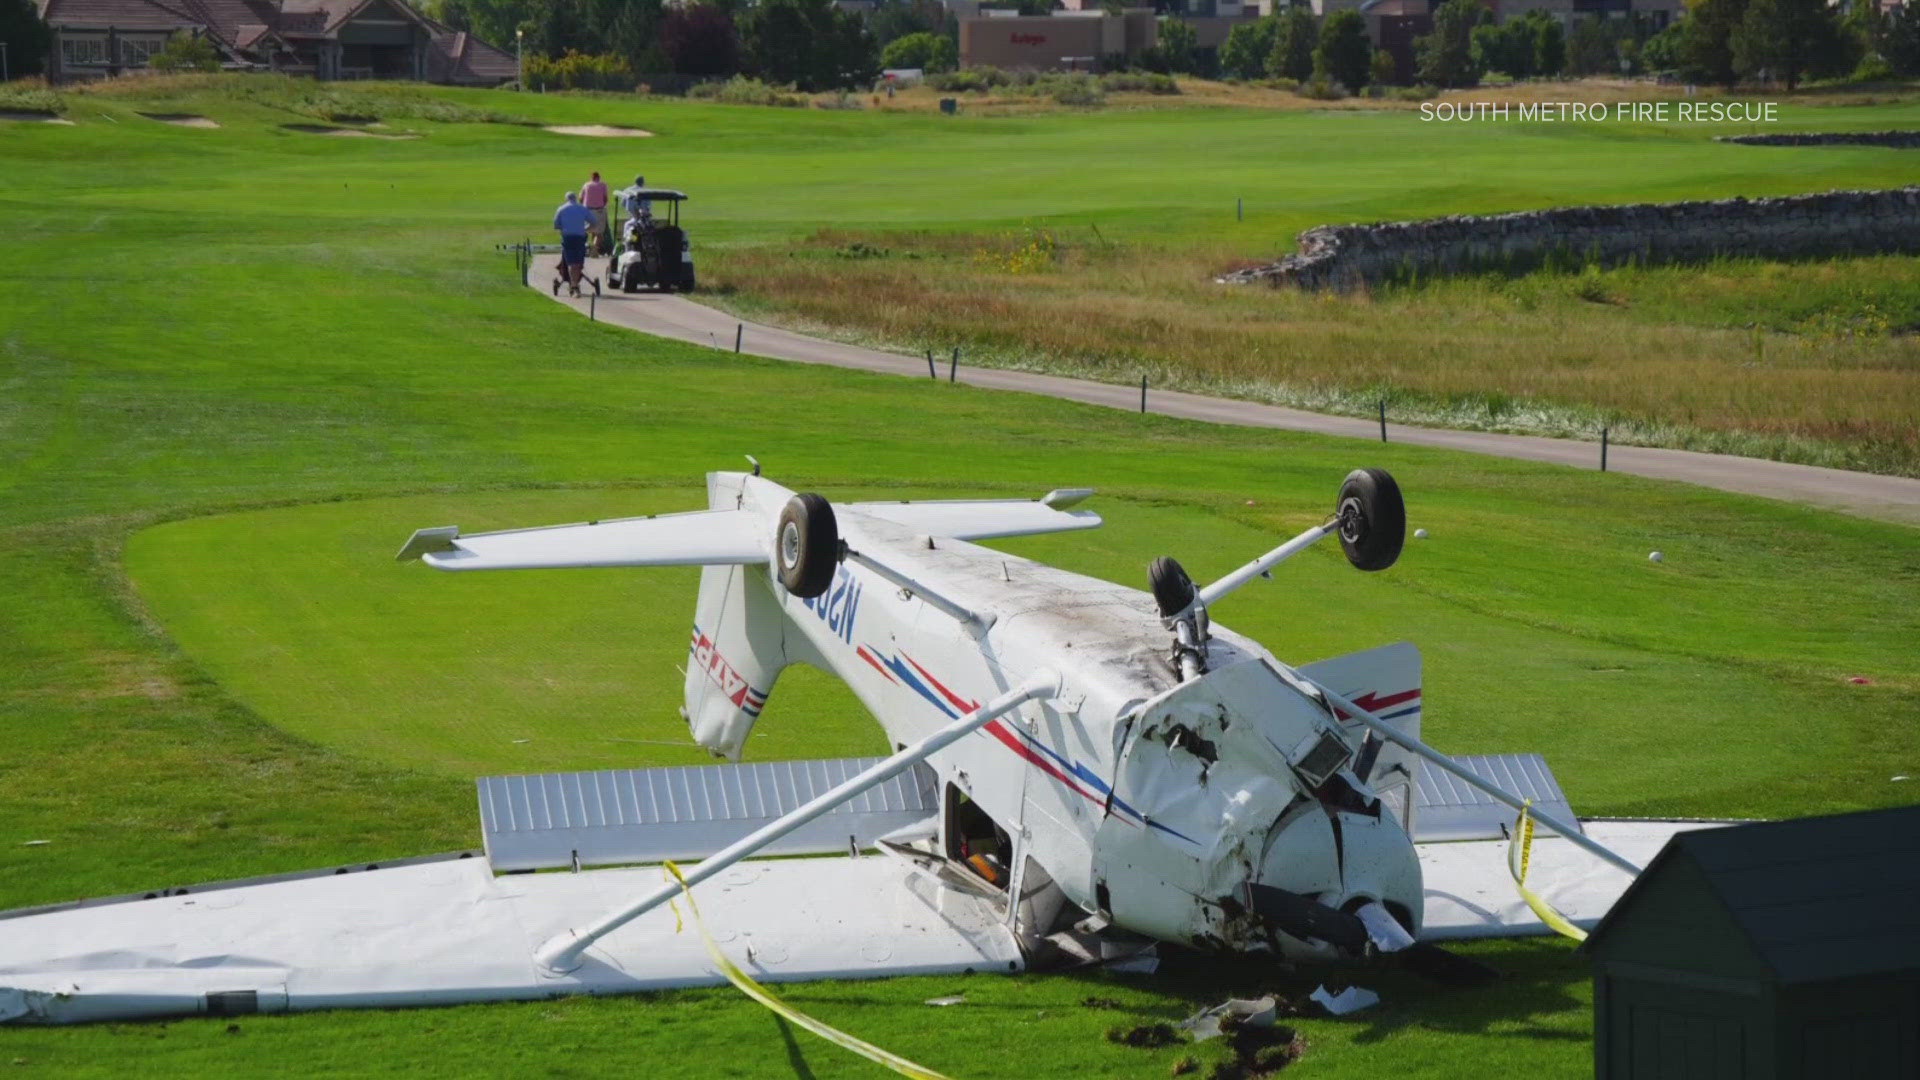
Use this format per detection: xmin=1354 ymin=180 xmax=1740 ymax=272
xmin=1219 ymin=187 xmax=1920 ymax=292
xmin=1719 ymin=131 xmax=1920 ymax=148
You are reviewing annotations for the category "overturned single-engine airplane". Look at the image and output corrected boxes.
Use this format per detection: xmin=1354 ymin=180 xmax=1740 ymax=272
xmin=1 ymin=465 xmax=1707 ymax=1026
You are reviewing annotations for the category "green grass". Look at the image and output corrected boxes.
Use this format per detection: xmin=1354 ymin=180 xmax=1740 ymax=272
xmin=1 ymin=80 xmax=1917 ymax=1077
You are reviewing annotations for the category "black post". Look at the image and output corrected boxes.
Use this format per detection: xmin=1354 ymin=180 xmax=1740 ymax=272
xmin=1378 ymin=399 xmax=1388 ymax=443
xmin=1601 ymin=427 xmax=1609 ymax=472
xmin=1140 ymin=376 xmax=1147 ymax=414
xmin=734 ymin=324 xmax=743 ymax=353
xmin=949 ymin=347 xmax=958 ymax=383
xmin=589 ymin=293 xmax=596 ymax=321
xmin=926 ymin=350 xmax=937 ymax=380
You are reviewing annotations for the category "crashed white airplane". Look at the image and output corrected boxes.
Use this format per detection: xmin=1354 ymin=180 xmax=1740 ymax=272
xmin=1 ymin=466 xmax=1703 ymax=1025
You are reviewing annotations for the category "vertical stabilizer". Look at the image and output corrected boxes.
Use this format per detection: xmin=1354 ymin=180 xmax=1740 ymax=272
xmin=686 ymin=564 xmax=792 ymax=759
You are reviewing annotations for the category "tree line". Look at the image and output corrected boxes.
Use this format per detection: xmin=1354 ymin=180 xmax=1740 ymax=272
xmin=1205 ymin=0 xmax=1917 ymax=92
xmin=424 ymin=0 xmax=962 ymax=90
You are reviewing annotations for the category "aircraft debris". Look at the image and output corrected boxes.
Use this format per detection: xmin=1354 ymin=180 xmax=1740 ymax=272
xmin=1179 ymin=995 xmax=1279 ymax=1042
xmin=1309 ymin=985 xmax=1379 ymax=1016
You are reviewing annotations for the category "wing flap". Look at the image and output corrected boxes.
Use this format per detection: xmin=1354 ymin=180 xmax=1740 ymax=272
xmin=850 ymin=497 xmax=1101 ymax=541
xmin=399 ymin=509 xmax=766 ymax=571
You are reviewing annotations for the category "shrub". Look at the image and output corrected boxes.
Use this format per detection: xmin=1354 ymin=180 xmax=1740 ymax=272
xmin=1390 ymin=83 xmax=1440 ymax=99
xmin=687 ymin=74 xmax=807 ymax=106
xmin=926 ymin=65 xmax=1012 ymax=91
xmin=0 ymin=79 xmax=63 ymax=114
xmin=1296 ymin=76 xmax=1346 ymax=99
xmin=523 ymin=50 xmax=636 ymax=93
xmin=1850 ymin=52 xmax=1895 ymax=81
xmin=1098 ymin=70 xmax=1178 ymax=94
xmin=1371 ymin=46 xmax=1398 ymax=86
xmin=1044 ymin=71 xmax=1105 ymax=106
xmin=149 ymin=34 xmax=221 ymax=73
xmin=813 ymin=89 xmax=865 ymax=108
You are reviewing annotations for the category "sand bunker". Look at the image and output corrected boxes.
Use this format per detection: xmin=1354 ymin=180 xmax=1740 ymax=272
xmin=0 ymin=111 xmax=74 ymax=125
xmin=543 ymin=124 xmax=654 ymax=138
xmin=139 ymin=112 xmax=220 ymax=128
xmin=283 ymin=123 xmax=419 ymax=139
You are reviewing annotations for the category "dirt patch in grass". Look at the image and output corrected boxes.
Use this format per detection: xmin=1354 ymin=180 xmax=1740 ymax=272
xmin=1108 ymin=1023 xmax=1182 ymax=1048
xmin=138 ymin=112 xmax=220 ymax=128
xmin=543 ymin=124 xmax=653 ymax=138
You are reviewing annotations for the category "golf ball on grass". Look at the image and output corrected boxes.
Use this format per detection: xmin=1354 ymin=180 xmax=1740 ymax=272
xmin=1414 ymin=528 xmax=1429 ymax=539
xmin=1648 ymin=551 xmax=1664 ymax=563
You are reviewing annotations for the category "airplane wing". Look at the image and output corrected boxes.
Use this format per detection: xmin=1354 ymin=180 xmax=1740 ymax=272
xmin=396 ymin=509 xmax=765 ymax=571
xmin=849 ymin=490 xmax=1101 ymax=541
xmin=0 ymin=855 xmax=1022 ymax=1025
xmin=0 ymin=759 xmax=1011 ymax=1025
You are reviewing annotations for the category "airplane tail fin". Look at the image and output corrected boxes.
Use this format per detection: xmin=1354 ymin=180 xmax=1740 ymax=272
xmin=684 ymin=564 xmax=796 ymax=759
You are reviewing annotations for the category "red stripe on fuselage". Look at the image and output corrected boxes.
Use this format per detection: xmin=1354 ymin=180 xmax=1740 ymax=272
xmin=857 ymin=645 xmax=896 ymax=682
xmin=905 ymin=655 xmax=978 ymax=714
xmin=983 ymin=719 xmax=1112 ymax=810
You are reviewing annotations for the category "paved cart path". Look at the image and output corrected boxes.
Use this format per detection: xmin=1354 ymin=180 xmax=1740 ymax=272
xmin=531 ymin=255 xmax=1920 ymax=527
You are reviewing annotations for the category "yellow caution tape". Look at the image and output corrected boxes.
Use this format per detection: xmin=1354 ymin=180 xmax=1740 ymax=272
xmin=1508 ymin=802 xmax=1589 ymax=943
xmin=662 ymin=861 xmax=957 ymax=1080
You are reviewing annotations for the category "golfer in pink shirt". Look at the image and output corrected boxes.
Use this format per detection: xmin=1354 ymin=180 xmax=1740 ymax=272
xmin=579 ymin=171 xmax=609 ymax=253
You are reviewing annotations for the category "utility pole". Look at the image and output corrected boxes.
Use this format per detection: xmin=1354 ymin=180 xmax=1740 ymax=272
xmin=515 ymin=29 xmax=523 ymax=90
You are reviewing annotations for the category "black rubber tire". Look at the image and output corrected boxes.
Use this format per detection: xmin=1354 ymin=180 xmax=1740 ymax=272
xmin=1336 ymin=468 xmax=1405 ymax=572
xmin=682 ymin=270 xmax=697 ymax=292
xmin=621 ymin=265 xmax=638 ymax=294
xmin=776 ymin=493 xmax=839 ymax=598
xmin=1149 ymin=555 xmax=1198 ymax=619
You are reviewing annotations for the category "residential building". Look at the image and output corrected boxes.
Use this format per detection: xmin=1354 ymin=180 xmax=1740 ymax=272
xmin=34 ymin=0 xmax=517 ymax=85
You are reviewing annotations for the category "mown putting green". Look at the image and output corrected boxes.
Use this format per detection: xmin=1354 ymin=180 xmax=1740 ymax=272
xmin=2 ymin=80 xmax=1916 ymax=1078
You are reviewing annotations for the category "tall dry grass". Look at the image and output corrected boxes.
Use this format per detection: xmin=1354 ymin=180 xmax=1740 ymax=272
xmin=708 ymin=230 xmax=1920 ymax=475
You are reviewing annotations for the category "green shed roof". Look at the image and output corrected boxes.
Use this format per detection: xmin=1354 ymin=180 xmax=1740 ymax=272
xmin=1587 ymin=805 xmax=1920 ymax=984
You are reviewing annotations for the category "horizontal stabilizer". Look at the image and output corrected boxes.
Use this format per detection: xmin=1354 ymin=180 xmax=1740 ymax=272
xmin=850 ymin=496 xmax=1100 ymax=541
xmin=478 ymin=760 xmax=940 ymax=871
xmin=398 ymin=509 xmax=765 ymax=571
xmin=1413 ymin=753 xmax=1580 ymax=843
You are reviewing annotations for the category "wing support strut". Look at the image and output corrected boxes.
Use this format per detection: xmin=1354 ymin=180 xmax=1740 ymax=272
xmin=1300 ymin=675 xmax=1643 ymax=877
xmin=842 ymin=547 xmax=993 ymax=631
xmin=533 ymin=671 xmax=1063 ymax=973
xmin=1197 ymin=518 xmax=1338 ymax=607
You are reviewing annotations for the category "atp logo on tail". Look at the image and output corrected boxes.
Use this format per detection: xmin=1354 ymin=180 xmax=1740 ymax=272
xmin=689 ymin=626 xmax=769 ymax=717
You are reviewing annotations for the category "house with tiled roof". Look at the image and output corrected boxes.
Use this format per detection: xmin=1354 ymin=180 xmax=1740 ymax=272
xmin=33 ymin=0 xmax=517 ymax=85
